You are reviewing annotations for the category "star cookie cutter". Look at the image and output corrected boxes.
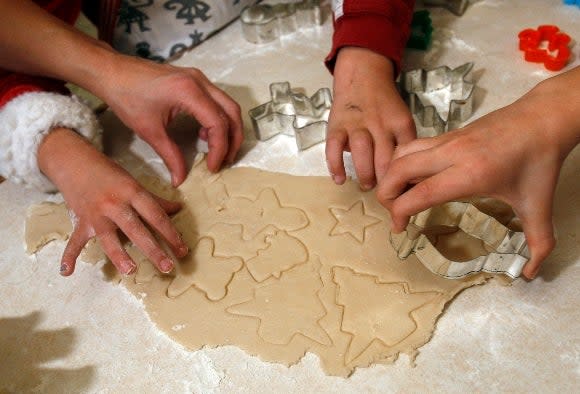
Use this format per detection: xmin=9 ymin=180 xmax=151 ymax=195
xmin=423 ymin=0 xmax=470 ymax=15
xmin=398 ymin=62 xmax=475 ymax=136
xmin=248 ymin=82 xmax=332 ymax=150
xmin=390 ymin=201 xmax=529 ymax=280
xmin=518 ymin=25 xmax=572 ymax=72
xmin=240 ymin=0 xmax=322 ymax=44
xmin=406 ymin=10 xmax=433 ymax=50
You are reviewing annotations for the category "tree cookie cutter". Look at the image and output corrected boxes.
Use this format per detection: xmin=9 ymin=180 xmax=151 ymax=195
xmin=390 ymin=202 xmax=529 ymax=280
xmin=240 ymin=0 xmax=322 ymax=44
xmin=518 ymin=25 xmax=572 ymax=72
xmin=398 ymin=62 xmax=475 ymax=137
xmin=248 ymin=82 xmax=332 ymax=150
xmin=423 ymin=0 xmax=470 ymax=16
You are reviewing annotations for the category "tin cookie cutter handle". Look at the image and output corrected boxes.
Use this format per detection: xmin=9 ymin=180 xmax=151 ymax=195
xmin=390 ymin=202 xmax=529 ymax=279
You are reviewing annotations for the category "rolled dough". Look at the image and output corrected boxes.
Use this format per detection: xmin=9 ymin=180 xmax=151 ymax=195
xmin=26 ymin=154 xmax=489 ymax=376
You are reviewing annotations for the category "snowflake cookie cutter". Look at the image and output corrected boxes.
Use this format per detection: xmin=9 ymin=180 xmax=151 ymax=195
xmin=423 ymin=0 xmax=470 ymax=16
xmin=240 ymin=0 xmax=322 ymax=44
xmin=248 ymin=82 xmax=332 ymax=150
xmin=398 ymin=62 xmax=475 ymax=136
xmin=390 ymin=201 xmax=529 ymax=280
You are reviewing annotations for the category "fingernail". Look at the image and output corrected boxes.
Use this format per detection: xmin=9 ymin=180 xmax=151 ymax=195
xmin=332 ymin=175 xmax=345 ymax=185
xmin=361 ymin=183 xmax=374 ymax=191
xmin=126 ymin=263 xmax=137 ymax=275
xmin=60 ymin=264 xmax=68 ymax=275
xmin=160 ymin=259 xmax=174 ymax=273
xmin=178 ymin=245 xmax=189 ymax=257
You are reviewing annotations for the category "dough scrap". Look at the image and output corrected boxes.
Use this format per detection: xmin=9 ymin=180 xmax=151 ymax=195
xmin=25 ymin=155 xmax=489 ymax=376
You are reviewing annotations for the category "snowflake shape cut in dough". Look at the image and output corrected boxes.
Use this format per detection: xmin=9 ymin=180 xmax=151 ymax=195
xmin=227 ymin=259 xmax=332 ymax=346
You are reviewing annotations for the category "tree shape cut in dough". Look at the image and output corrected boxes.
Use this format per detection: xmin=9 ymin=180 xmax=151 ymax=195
xmin=214 ymin=187 xmax=309 ymax=238
xmin=329 ymin=201 xmax=381 ymax=243
xmin=333 ymin=267 xmax=441 ymax=363
xmin=246 ymin=231 xmax=309 ymax=282
xmin=167 ymin=237 xmax=243 ymax=300
xmin=227 ymin=259 xmax=332 ymax=346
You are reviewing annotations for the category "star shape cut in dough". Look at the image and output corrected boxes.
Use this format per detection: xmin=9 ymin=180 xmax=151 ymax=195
xmin=167 ymin=237 xmax=243 ymax=300
xmin=329 ymin=201 xmax=381 ymax=243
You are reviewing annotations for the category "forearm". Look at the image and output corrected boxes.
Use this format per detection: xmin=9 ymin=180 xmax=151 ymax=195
xmin=0 ymin=1 xmax=118 ymax=98
xmin=37 ymin=127 xmax=107 ymax=195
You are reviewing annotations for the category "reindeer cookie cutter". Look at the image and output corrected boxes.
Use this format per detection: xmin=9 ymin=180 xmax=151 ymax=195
xmin=390 ymin=201 xmax=529 ymax=280
xmin=398 ymin=62 xmax=475 ymax=137
xmin=240 ymin=0 xmax=322 ymax=44
xmin=249 ymin=82 xmax=332 ymax=150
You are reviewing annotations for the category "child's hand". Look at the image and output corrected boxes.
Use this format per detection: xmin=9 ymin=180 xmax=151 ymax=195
xmin=92 ymin=55 xmax=243 ymax=187
xmin=376 ymin=68 xmax=580 ymax=279
xmin=326 ymin=47 xmax=415 ymax=190
xmin=38 ymin=128 xmax=189 ymax=276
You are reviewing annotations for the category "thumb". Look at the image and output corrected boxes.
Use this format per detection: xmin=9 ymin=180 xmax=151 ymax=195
xmin=519 ymin=206 xmax=556 ymax=280
xmin=145 ymin=128 xmax=187 ymax=187
xmin=154 ymin=195 xmax=182 ymax=215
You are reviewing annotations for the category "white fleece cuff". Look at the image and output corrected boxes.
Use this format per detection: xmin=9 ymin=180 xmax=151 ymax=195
xmin=0 ymin=92 xmax=103 ymax=192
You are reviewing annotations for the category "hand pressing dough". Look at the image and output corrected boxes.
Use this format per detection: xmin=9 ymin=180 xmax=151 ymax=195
xmin=26 ymin=154 xmax=490 ymax=377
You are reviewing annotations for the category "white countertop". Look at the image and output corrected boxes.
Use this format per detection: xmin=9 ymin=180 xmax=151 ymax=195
xmin=1 ymin=0 xmax=578 ymax=392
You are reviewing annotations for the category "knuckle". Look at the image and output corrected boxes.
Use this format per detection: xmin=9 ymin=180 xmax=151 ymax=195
xmin=393 ymin=116 xmax=416 ymax=136
xmin=229 ymin=101 xmax=242 ymax=118
xmin=349 ymin=129 xmax=372 ymax=149
xmin=413 ymin=181 xmax=434 ymax=201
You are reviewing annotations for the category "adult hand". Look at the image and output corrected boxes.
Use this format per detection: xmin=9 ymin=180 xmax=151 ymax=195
xmin=377 ymin=69 xmax=580 ymax=279
xmin=38 ymin=128 xmax=189 ymax=276
xmin=326 ymin=47 xmax=415 ymax=190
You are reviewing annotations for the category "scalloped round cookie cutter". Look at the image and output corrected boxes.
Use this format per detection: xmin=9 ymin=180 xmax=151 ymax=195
xmin=240 ymin=0 xmax=322 ymax=44
xmin=390 ymin=202 xmax=529 ymax=280
xmin=248 ymin=82 xmax=332 ymax=150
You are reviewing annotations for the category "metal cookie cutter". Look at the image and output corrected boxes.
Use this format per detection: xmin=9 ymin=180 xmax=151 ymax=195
xmin=390 ymin=202 xmax=529 ymax=280
xmin=423 ymin=0 xmax=470 ymax=16
xmin=398 ymin=62 xmax=475 ymax=137
xmin=249 ymin=82 xmax=332 ymax=150
xmin=240 ymin=1 xmax=322 ymax=44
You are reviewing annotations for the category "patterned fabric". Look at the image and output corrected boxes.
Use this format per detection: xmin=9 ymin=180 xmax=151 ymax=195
xmin=113 ymin=0 xmax=257 ymax=62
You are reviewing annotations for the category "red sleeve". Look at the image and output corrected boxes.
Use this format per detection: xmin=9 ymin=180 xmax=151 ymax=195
xmin=0 ymin=0 xmax=82 ymax=108
xmin=325 ymin=0 xmax=415 ymax=76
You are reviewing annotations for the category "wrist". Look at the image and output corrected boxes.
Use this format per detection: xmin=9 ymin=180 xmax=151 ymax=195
xmin=333 ymin=47 xmax=396 ymax=93
xmin=531 ymin=70 xmax=580 ymax=158
xmin=38 ymin=128 xmax=86 ymax=187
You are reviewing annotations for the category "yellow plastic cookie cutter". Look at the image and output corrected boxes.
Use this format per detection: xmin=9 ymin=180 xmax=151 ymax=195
xmin=390 ymin=201 xmax=529 ymax=279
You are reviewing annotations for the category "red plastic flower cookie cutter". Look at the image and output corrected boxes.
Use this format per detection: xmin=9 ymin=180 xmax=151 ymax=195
xmin=518 ymin=25 xmax=572 ymax=71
